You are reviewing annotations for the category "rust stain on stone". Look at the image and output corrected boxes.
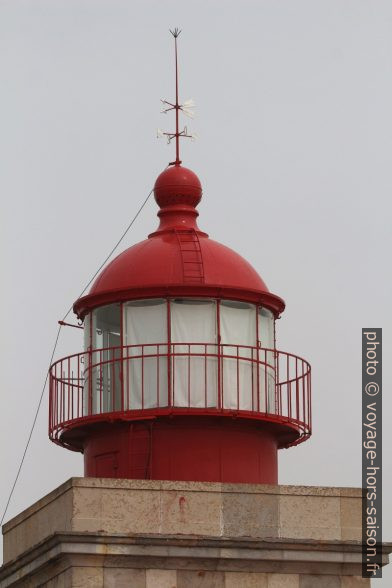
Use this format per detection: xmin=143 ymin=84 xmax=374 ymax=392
xmin=179 ymin=496 xmax=186 ymax=523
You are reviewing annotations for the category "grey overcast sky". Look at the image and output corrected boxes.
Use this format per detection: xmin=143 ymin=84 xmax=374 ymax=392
xmin=1 ymin=0 xmax=391 ymax=582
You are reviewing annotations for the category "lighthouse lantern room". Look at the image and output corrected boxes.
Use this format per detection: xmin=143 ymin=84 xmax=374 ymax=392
xmin=49 ymin=31 xmax=311 ymax=485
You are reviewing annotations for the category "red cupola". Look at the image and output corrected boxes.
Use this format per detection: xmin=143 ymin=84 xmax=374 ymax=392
xmin=75 ymin=164 xmax=283 ymax=317
xmin=49 ymin=31 xmax=311 ymax=485
xmin=154 ymin=164 xmax=202 ymax=207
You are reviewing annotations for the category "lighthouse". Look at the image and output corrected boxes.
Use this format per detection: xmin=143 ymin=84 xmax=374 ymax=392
xmin=1 ymin=31 xmax=389 ymax=588
xmin=48 ymin=29 xmax=311 ymax=485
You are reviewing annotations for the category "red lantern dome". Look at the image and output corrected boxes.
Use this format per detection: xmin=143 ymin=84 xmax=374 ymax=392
xmin=74 ymin=165 xmax=284 ymax=319
xmin=48 ymin=33 xmax=311 ymax=485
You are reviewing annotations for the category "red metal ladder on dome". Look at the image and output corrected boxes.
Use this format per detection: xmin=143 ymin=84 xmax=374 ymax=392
xmin=175 ymin=229 xmax=205 ymax=283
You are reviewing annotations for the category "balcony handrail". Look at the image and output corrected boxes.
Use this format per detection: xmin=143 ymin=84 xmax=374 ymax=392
xmin=50 ymin=342 xmax=280 ymax=366
xmin=49 ymin=342 xmax=311 ymax=450
xmin=51 ymin=344 xmax=278 ymax=379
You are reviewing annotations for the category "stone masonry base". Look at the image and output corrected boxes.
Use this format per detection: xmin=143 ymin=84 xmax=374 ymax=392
xmin=0 ymin=478 xmax=390 ymax=587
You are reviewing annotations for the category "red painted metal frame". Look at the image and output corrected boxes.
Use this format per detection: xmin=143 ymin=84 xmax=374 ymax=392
xmin=74 ymin=286 xmax=285 ymax=321
xmin=49 ymin=342 xmax=311 ymax=452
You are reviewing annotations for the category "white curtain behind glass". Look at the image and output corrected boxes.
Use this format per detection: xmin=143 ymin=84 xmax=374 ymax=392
xmin=170 ymin=299 xmax=217 ymax=407
xmin=82 ymin=314 xmax=91 ymax=417
xmin=258 ymin=307 xmax=275 ymax=413
xmin=85 ymin=305 xmax=121 ymax=416
xmin=124 ymin=299 xmax=168 ymax=410
xmin=220 ymin=301 xmax=256 ymax=410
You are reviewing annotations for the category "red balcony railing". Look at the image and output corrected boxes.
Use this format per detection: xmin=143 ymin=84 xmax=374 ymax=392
xmin=49 ymin=343 xmax=311 ymax=450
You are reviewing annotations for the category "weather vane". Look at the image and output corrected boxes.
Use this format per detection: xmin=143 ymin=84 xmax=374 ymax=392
xmin=157 ymin=28 xmax=197 ymax=166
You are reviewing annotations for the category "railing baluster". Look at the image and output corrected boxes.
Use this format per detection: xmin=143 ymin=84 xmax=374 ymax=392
xmin=276 ymin=350 xmax=280 ymax=416
xmin=188 ymin=344 xmax=191 ymax=408
xmin=111 ymin=349 xmax=115 ymax=412
xmin=88 ymin=348 xmax=92 ymax=416
xmin=58 ymin=364 xmax=60 ymax=432
xmin=256 ymin=344 xmax=260 ymax=413
xmin=49 ymin=368 xmax=52 ymax=433
xmin=71 ymin=369 xmax=74 ymax=420
xmin=309 ymin=372 xmax=312 ymax=432
xmin=142 ymin=346 xmax=144 ymax=410
xmin=55 ymin=363 xmax=58 ymax=431
xmin=236 ymin=345 xmax=239 ymax=411
xmin=251 ymin=347 xmax=254 ymax=412
xmin=126 ymin=351 xmax=129 ymax=411
xmin=217 ymin=342 xmax=222 ymax=411
xmin=204 ymin=344 xmax=207 ymax=408
xmin=167 ymin=343 xmax=172 ymax=410
xmin=56 ymin=363 xmax=59 ymax=431
xmin=66 ymin=358 xmax=72 ymax=421
xmin=77 ymin=355 xmax=81 ymax=419
xmin=264 ymin=349 xmax=267 ymax=413
xmin=120 ymin=347 xmax=124 ymax=413
xmin=295 ymin=357 xmax=299 ymax=421
xmin=302 ymin=360 xmax=305 ymax=425
xmin=100 ymin=349 xmax=103 ymax=414
xmin=154 ymin=345 xmax=157 ymax=408
xmin=287 ymin=354 xmax=290 ymax=419
xmin=60 ymin=367 xmax=63 ymax=425
xmin=49 ymin=372 xmax=52 ymax=433
xmin=172 ymin=344 xmax=176 ymax=407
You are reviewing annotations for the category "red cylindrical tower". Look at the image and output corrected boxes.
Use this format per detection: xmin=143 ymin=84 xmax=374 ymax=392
xmin=48 ymin=32 xmax=311 ymax=484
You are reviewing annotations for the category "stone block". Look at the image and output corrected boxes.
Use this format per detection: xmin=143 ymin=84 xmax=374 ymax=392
xmin=279 ymin=495 xmax=340 ymax=541
xmin=71 ymin=486 xmax=104 ymax=533
xmin=341 ymin=577 xmax=371 ymax=587
xmin=72 ymin=487 xmax=161 ymax=535
xmin=225 ymin=571 xmax=268 ymax=587
xmin=160 ymin=490 xmax=222 ymax=536
xmin=267 ymin=574 xmax=300 ymax=587
xmin=340 ymin=497 xmax=362 ymax=541
xmin=222 ymin=492 xmax=279 ymax=538
xmin=177 ymin=570 xmax=225 ymax=587
xmin=3 ymin=484 xmax=73 ymax=563
xmin=146 ymin=569 xmax=177 ymax=588
xmin=102 ymin=488 xmax=161 ymax=534
xmin=71 ymin=566 xmax=104 ymax=587
xmin=103 ymin=568 xmax=146 ymax=587
xmin=41 ymin=569 xmax=72 ymax=588
xmin=299 ymin=575 xmax=341 ymax=588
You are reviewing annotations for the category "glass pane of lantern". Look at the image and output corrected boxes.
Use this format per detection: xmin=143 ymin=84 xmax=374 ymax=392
xmin=170 ymin=299 xmax=217 ymax=408
xmin=86 ymin=304 xmax=121 ymax=416
xmin=220 ymin=300 xmax=256 ymax=411
xmin=123 ymin=299 xmax=168 ymax=410
xmin=258 ymin=307 xmax=276 ymax=414
xmin=84 ymin=313 xmax=91 ymax=350
xmin=258 ymin=307 xmax=274 ymax=349
xmin=82 ymin=313 xmax=91 ymax=416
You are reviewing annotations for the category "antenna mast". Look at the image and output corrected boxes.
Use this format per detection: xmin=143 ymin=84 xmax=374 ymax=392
xmin=173 ymin=28 xmax=181 ymax=165
xmin=157 ymin=29 xmax=197 ymax=166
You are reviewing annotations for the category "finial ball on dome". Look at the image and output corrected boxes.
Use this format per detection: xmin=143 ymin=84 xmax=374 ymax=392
xmin=154 ymin=165 xmax=202 ymax=208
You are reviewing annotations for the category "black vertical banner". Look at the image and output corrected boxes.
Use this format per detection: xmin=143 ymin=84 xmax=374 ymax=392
xmin=362 ymin=329 xmax=382 ymax=578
